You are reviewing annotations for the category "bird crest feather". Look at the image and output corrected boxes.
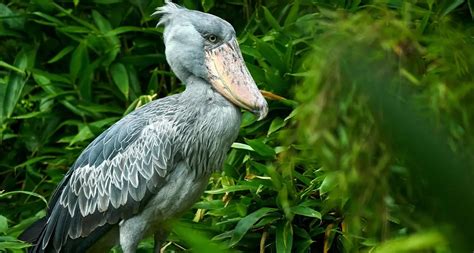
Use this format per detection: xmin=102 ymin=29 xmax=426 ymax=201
xmin=153 ymin=0 xmax=184 ymax=27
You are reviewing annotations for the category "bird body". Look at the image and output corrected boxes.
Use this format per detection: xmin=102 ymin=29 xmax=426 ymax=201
xmin=20 ymin=1 xmax=267 ymax=252
xmin=84 ymin=78 xmax=240 ymax=252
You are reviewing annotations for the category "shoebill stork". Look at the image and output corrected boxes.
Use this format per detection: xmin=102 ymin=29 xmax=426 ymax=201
xmin=20 ymin=1 xmax=268 ymax=252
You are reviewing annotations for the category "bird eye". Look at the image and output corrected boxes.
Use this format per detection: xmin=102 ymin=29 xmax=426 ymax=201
xmin=207 ymin=34 xmax=217 ymax=43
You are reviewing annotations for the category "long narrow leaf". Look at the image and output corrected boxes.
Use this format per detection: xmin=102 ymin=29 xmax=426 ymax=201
xmin=229 ymin=207 xmax=277 ymax=247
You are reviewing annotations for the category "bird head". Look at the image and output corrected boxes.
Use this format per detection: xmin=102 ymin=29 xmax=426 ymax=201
xmin=153 ymin=1 xmax=268 ymax=120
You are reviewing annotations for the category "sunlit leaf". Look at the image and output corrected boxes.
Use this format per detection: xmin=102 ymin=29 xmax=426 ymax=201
xmin=290 ymin=206 xmax=321 ymax=219
xmin=245 ymin=138 xmax=275 ymax=157
xmin=231 ymin=142 xmax=254 ymax=151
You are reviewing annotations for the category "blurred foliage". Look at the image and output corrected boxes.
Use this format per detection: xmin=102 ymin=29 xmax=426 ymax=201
xmin=0 ymin=0 xmax=473 ymax=252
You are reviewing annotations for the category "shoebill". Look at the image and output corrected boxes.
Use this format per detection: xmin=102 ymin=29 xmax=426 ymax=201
xmin=20 ymin=1 xmax=268 ymax=252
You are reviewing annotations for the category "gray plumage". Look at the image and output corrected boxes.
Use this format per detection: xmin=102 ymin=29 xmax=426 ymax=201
xmin=21 ymin=1 xmax=267 ymax=252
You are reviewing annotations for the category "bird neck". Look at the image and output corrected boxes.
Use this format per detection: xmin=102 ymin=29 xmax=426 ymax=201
xmin=182 ymin=75 xmax=229 ymax=105
xmin=183 ymin=75 xmax=209 ymax=94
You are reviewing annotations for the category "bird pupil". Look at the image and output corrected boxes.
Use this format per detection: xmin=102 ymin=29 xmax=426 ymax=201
xmin=209 ymin=35 xmax=216 ymax=42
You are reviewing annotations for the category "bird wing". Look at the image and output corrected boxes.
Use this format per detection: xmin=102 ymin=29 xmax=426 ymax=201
xmin=39 ymin=99 xmax=178 ymax=252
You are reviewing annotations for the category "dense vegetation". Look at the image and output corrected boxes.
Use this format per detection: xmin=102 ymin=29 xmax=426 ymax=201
xmin=1 ymin=0 xmax=474 ymax=252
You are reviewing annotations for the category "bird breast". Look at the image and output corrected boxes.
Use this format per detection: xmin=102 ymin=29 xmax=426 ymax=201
xmin=178 ymin=89 xmax=242 ymax=177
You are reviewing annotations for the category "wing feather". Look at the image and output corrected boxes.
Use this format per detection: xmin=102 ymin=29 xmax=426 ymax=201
xmin=39 ymin=98 xmax=178 ymax=252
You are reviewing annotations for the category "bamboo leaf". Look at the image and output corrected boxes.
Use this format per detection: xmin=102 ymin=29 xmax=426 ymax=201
xmin=70 ymin=42 xmax=88 ymax=82
xmin=0 ymin=215 xmax=7 ymax=233
xmin=92 ymin=10 xmax=112 ymax=32
xmin=47 ymin=46 xmax=74 ymax=64
xmin=201 ymin=0 xmax=215 ymax=12
xmin=110 ymin=63 xmax=130 ymax=99
xmin=291 ymin=206 xmax=321 ymax=219
xmin=245 ymin=138 xmax=276 ymax=157
xmin=284 ymin=0 xmax=300 ymax=26
xmin=229 ymin=207 xmax=277 ymax=246
xmin=262 ymin=6 xmax=281 ymax=31
xmin=276 ymin=221 xmax=293 ymax=253
xmin=231 ymin=142 xmax=254 ymax=151
xmin=268 ymin=117 xmax=286 ymax=136
xmin=205 ymin=185 xmax=258 ymax=194
xmin=2 ymin=47 xmax=30 ymax=120
xmin=0 ymin=61 xmax=25 ymax=74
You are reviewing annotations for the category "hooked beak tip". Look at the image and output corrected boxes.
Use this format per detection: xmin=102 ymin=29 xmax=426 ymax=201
xmin=253 ymin=102 xmax=268 ymax=121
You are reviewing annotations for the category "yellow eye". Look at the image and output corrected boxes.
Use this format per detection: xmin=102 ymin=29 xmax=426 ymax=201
xmin=208 ymin=34 xmax=217 ymax=43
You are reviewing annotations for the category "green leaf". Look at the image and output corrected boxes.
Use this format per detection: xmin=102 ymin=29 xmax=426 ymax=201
xmin=231 ymin=142 xmax=254 ymax=151
xmin=0 ymin=60 xmax=25 ymax=74
xmin=2 ymin=47 xmax=30 ymax=120
xmin=78 ymin=60 xmax=99 ymax=101
xmin=201 ymin=0 xmax=215 ymax=12
xmin=255 ymin=38 xmax=285 ymax=72
xmin=229 ymin=207 xmax=277 ymax=247
xmin=14 ymin=156 xmax=56 ymax=169
xmin=0 ymin=191 xmax=47 ymax=206
xmin=284 ymin=0 xmax=300 ymax=26
xmin=47 ymin=46 xmax=74 ymax=64
xmin=69 ymin=124 xmax=94 ymax=145
xmin=0 ymin=237 xmax=31 ymax=249
xmin=276 ymin=221 xmax=293 ymax=253
xmin=319 ymin=172 xmax=338 ymax=195
xmin=262 ymin=6 xmax=281 ymax=31
xmin=106 ymin=26 xmax=161 ymax=36
xmin=173 ymin=221 xmax=230 ymax=253
xmin=0 ymin=215 xmax=7 ymax=234
xmin=245 ymin=138 xmax=276 ymax=157
xmin=372 ymin=231 xmax=446 ymax=253
xmin=70 ymin=42 xmax=89 ymax=82
xmin=193 ymin=200 xmax=225 ymax=210
xmin=290 ymin=206 xmax=321 ymax=219
xmin=268 ymin=117 xmax=286 ymax=136
xmin=442 ymin=0 xmax=464 ymax=16
xmin=52 ymin=3 xmax=97 ymax=31
xmin=57 ymin=25 xmax=91 ymax=34
xmin=92 ymin=10 xmax=112 ymax=32
xmin=92 ymin=0 xmax=123 ymax=3
xmin=0 ymin=4 xmax=25 ymax=30
xmin=110 ymin=63 xmax=130 ymax=99
xmin=468 ymin=0 xmax=474 ymax=18
xmin=32 ymin=11 xmax=64 ymax=26
xmin=205 ymin=185 xmax=258 ymax=194
xmin=124 ymin=94 xmax=156 ymax=115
